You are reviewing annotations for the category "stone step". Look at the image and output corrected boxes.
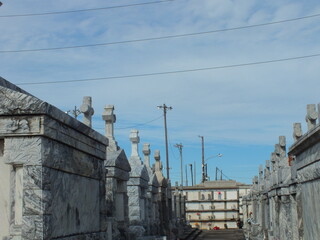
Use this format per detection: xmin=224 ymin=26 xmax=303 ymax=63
xmin=179 ymin=228 xmax=203 ymax=240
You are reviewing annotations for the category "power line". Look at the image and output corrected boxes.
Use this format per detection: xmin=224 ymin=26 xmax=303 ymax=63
xmin=216 ymin=167 xmax=232 ymax=180
xmin=94 ymin=115 xmax=163 ymax=130
xmin=1 ymin=12 xmax=320 ymax=53
xmin=221 ymin=171 xmax=232 ymax=180
xmin=15 ymin=53 xmax=320 ymax=86
xmin=0 ymin=0 xmax=174 ymax=18
xmin=115 ymin=115 xmax=163 ymax=129
xmin=169 ymin=139 xmax=178 ymax=160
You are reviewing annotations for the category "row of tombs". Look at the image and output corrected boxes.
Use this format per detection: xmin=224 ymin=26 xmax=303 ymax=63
xmin=0 ymin=77 xmax=187 ymax=240
xmin=242 ymin=104 xmax=320 ymax=240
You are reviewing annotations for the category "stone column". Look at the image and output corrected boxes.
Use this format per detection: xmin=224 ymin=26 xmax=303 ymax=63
xmin=102 ymin=105 xmax=118 ymax=151
xmin=264 ymin=160 xmax=271 ymax=190
xmin=271 ymin=152 xmax=278 ymax=186
xmin=290 ymin=193 xmax=300 ymax=240
xmin=174 ymin=183 xmax=181 ymax=220
xmin=258 ymin=165 xmax=264 ymax=191
xmin=128 ymin=130 xmax=149 ymax=238
xmin=154 ymin=150 xmax=169 ymax=236
xmin=0 ymin=139 xmax=11 ymax=239
xmin=80 ymin=96 xmax=94 ymax=127
xmin=102 ymin=105 xmax=131 ymax=240
xmin=144 ymin=143 xmax=161 ymax=236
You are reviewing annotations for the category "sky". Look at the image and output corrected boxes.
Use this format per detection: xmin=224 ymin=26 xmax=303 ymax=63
xmin=1 ymin=0 xmax=320 ymax=185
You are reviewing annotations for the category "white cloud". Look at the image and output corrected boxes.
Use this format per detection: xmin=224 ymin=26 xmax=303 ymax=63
xmin=1 ymin=0 xmax=320 ymax=183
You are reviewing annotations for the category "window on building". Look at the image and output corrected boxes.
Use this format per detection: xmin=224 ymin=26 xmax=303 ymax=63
xmin=218 ymin=191 xmax=222 ymax=200
xmin=208 ymin=193 xmax=212 ymax=200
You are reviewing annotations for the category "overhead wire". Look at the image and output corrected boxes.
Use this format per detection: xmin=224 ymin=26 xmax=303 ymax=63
xmin=94 ymin=115 xmax=163 ymax=130
xmin=0 ymin=0 xmax=175 ymax=18
xmin=15 ymin=53 xmax=320 ymax=86
xmin=115 ymin=115 xmax=163 ymax=129
xmin=216 ymin=167 xmax=232 ymax=180
xmin=1 ymin=12 xmax=320 ymax=53
xmin=221 ymin=171 xmax=232 ymax=180
xmin=169 ymin=139 xmax=178 ymax=160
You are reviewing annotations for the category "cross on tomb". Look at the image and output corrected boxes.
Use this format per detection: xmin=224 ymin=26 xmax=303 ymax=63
xmin=305 ymin=104 xmax=318 ymax=131
xmin=102 ymin=105 xmax=118 ymax=151
xmin=80 ymin=96 xmax=94 ymax=127
xmin=143 ymin=143 xmax=151 ymax=169
xmin=293 ymin=123 xmax=302 ymax=142
xmin=129 ymin=129 xmax=140 ymax=159
xmin=154 ymin=150 xmax=162 ymax=172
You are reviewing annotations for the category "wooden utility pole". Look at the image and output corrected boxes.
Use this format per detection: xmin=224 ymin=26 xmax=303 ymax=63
xmin=189 ymin=164 xmax=193 ymax=186
xmin=157 ymin=104 xmax=172 ymax=180
xmin=194 ymin=161 xmax=196 ymax=185
xmin=199 ymin=135 xmax=205 ymax=183
xmin=174 ymin=143 xmax=183 ymax=186
xmin=185 ymin=165 xmax=188 ymax=186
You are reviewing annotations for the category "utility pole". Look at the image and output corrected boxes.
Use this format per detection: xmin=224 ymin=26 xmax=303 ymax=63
xmin=194 ymin=161 xmax=196 ymax=185
xmin=157 ymin=104 xmax=172 ymax=180
xmin=189 ymin=164 xmax=193 ymax=186
xmin=216 ymin=167 xmax=223 ymax=180
xmin=205 ymin=163 xmax=208 ymax=181
xmin=215 ymin=167 xmax=218 ymax=181
xmin=198 ymin=135 xmax=205 ymax=183
xmin=174 ymin=143 xmax=183 ymax=186
xmin=185 ymin=165 xmax=188 ymax=186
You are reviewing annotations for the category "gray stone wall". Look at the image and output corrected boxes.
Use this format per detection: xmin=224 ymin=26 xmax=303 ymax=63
xmin=0 ymin=77 xmax=187 ymax=240
xmin=243 ymin=103 xmax=320 ymax=240
xmin=0 ymin=78 xmax=108 ymax=239
xmin=102 ymin=104 xmax=131 ymax=240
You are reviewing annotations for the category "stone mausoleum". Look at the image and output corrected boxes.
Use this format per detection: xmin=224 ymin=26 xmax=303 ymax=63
xmin=242 ymin=103 xmax=320 ymax=240
xmin=0 ymin=77 xmax=187 ymax=240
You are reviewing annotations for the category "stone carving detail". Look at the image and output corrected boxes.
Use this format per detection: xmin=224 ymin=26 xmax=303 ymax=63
xmin=7 ymin=119 xmax=29 ymax=132
xmin=0 ymin=117 xmax=41 ymax=135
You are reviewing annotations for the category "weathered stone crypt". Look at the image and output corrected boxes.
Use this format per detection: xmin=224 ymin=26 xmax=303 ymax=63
xmin=0 ymin=77 xmax=187 ymax=240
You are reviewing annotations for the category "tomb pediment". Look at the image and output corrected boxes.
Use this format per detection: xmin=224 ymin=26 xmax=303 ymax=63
xmin=0 ymin=77 xmax=107 ymax=146
xmin=150 ymin=173 xmax=159 ymax=188
xmin=106 ymin=148 xmax=131 ymax=172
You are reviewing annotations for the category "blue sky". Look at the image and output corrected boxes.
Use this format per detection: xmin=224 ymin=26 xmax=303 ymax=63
xmin=1 ymin=0 xmax=320 ymax=185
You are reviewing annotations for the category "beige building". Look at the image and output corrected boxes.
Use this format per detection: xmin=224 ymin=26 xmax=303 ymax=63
xmin=182 ymin=180 xmax=251 ymax=230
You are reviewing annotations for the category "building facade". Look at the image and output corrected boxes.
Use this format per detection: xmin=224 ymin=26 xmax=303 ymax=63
xmin=183 ymin=180 xmax=251 ymax=230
